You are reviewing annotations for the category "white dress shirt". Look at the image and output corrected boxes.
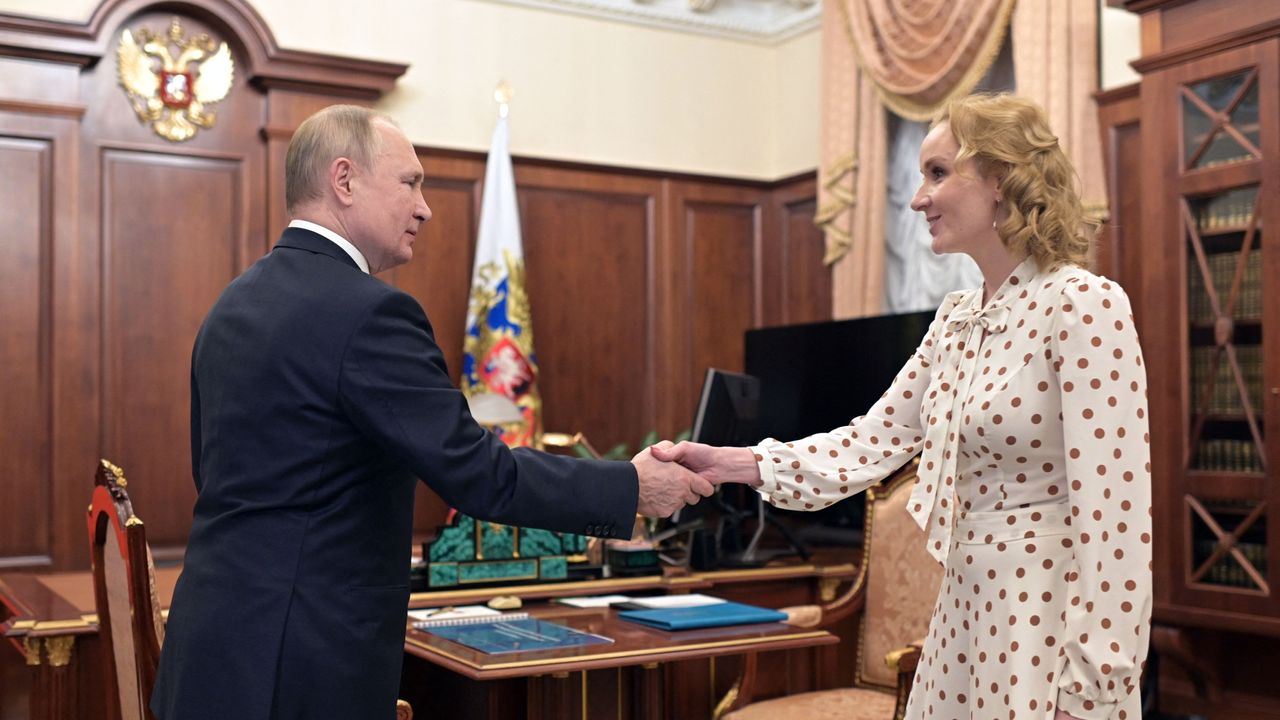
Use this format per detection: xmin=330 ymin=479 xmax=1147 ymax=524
xmin=288 ymin=219 xmax=369 ymax=274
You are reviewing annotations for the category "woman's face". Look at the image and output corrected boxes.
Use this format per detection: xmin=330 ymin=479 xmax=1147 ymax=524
xmin=910 ymin=122 xmax=1002 ymax=258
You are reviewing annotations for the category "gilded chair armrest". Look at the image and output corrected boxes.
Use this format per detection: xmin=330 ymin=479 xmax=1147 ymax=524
xmin=779 ymin=604 xmax=823 ymax=628
xmin=884 ymin=640 xmax=923 ymax=674
xmin=886 ymin=640 xmax=924 ymax=720
xmin=396 ymin=699 xmax=413 ymax=720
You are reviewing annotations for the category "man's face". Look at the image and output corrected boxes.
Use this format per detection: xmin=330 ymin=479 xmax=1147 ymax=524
xmin=347 ymin=121 xmax=432 ymax=274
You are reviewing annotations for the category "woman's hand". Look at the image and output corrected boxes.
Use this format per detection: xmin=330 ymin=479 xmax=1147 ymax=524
xmin=649 ymin=441 xmax=763 ymax=488
xmin=1054 ymin=710 xmax=1081 ymax=720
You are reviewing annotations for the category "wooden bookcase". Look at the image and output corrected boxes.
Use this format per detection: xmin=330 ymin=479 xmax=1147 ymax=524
xmin=1099 ymin=3 xmax=1280 ymax=712
xmin=1124 ymin=0 xmax=1280 ymax=638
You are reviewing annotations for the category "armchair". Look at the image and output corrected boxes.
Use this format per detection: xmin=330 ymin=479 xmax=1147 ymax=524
xmin=87 ymin=460 xmax=413 ymax=720
xmin=716 ymin=459 xmax=942 ymax=720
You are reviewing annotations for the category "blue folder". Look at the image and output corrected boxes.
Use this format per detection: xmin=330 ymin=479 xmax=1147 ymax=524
xmin=617 ymin=601 xmax=787 ymax=631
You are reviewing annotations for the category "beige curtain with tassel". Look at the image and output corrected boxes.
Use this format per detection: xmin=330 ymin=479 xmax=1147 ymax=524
xmin=821 ymin=0 xmax=1016 ymax=317
xmin=1012 ymin=0 xmax=1108 ymax=225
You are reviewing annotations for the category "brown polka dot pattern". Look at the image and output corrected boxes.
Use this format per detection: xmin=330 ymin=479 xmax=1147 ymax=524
xmin=750 ymin=258 xmax=1152 ymax=719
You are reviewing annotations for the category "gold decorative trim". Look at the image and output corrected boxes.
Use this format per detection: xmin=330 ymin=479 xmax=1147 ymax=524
xmin=407 ymin=630 xmax=831 ymax=672
xmin=711 ymin=676 xmax=740 ymax=720
xmin=125 ymin=516 xmax=144 ymax=527
xmin=884 ymin=645 xmax=911 ymax=671
xmin=45 ymin=636 xmax=75 ymax=667
xmin=116 ymin=17 xmax=234 ymax=143
xmin=22 ymin=637 xmax=41 ymax=666
xmin=15 ymin=618 xmax=95 ymax=632
xmin=101 ymin=458 xmax=127 ymax=487
xmin=409 ymin=574 xmax=664 ymax=603
xmin=819 ymin=576 xmax=842 ymax=603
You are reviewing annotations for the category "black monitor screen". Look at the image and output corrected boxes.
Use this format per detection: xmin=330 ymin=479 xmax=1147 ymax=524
xmin=742 ymin=309 xmax=935 ymax=540
xmin=690 ymin=368 xmax=760 ymax=447
xmin=744 ymin=309 xmax=934 ymax=444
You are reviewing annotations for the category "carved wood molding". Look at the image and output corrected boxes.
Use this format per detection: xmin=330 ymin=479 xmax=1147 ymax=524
xmin=0 ymin=0 xmax=406 ymax=98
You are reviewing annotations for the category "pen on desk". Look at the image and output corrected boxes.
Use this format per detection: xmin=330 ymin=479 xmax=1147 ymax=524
xmin=419 ymin=606 xmax=453 ymax=618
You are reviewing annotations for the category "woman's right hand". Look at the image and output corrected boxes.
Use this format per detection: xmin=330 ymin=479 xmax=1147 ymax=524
xmin=649 ymin=441 xmax=763 ymax=488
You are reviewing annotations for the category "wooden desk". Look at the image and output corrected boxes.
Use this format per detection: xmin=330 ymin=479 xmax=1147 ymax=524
xmin=1 ymin=562 xmax=856 ymax=720
xmin=401 ymin=604 xmax=836 ymax=719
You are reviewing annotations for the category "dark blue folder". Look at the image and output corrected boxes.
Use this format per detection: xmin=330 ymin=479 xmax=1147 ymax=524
xmin=617 ymin=602 xmax=787 ymax=631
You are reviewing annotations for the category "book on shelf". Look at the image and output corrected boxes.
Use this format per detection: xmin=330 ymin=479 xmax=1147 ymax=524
xmin=419 ymin=617 xmax=613 ymax=654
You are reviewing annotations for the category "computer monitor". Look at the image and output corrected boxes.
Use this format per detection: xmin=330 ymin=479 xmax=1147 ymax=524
xmin=690 ymin=368 xmax=760 ymax=447
xmin=743 ymin=309 xmax=935 ymax=543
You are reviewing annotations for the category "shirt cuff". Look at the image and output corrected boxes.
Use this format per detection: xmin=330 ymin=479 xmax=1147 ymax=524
xmin=750 ymin=441 xmax=778 ymax=499
xmin=1057 ymin=689 xmax=1119 ymax=720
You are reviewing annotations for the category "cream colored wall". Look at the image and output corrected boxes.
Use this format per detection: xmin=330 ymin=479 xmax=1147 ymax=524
xmin=1100 ymin=1 xmax=1141 ymax=90
xmin=0 ymin=0 xmax=815 ymax=180
xmin=0 ymin=0 xmax=1140 ymax=178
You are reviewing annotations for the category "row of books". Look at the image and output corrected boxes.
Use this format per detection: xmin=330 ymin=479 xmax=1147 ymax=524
xmin=1192 ymin=438 xmax=1265 ymax=473
xmin=1186 ymin=250 xmax=1262 ymax=322
xmin=1189 ymin=345 xmax=1264 ymax=415
xmin=1193 ymin=154 xmax=1256 ymax=173
xmin=1192 ymin=540 xmax=1268 ymax=589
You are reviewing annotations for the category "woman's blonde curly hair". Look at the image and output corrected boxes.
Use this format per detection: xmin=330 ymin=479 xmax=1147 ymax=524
xmin=933 ymin=93 xmax=1096 ymax=270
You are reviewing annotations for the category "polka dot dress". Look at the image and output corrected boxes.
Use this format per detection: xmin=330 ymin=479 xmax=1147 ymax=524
xmin=751 ymin=257 xmax=1152 ymax=719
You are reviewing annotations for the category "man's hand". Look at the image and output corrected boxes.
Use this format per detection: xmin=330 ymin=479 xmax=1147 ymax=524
xmin=631 ymin=448 xmax=714 ymax=518
xmin=648 ymin=441 xmax=763 ymax=488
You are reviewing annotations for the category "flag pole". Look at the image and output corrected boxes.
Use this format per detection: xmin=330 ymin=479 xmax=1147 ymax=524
xmin=494 ymin=79 xmax=512 ymax=118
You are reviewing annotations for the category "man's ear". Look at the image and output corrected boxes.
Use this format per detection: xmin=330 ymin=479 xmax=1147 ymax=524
xmin=331 ymin=157 xmax=356 ymax=207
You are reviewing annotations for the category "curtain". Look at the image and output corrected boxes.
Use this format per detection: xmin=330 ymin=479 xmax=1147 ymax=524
xmin=1012 ymin=0 xmax=1108 ymax=222
xmin=822 ymin=0 xmax=1016 ymax=317
xmin=882 ymin=116 xmax=983 ymax=313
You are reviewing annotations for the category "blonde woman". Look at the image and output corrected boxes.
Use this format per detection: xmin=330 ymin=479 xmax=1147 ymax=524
xmin=654 ymin=94 xmax=1152 ymax=720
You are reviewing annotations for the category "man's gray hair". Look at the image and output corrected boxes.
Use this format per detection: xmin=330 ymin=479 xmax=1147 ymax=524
xmin=285 ymin=105 xmax=400 ymax=213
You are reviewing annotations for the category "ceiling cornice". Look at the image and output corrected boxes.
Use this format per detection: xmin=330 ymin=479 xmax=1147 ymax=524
xmin=469 ymin=0 xmax=821 ymax=45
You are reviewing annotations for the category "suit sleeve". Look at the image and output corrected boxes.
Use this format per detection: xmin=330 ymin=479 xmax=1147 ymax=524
xmin=337 ymin=290 xmax=638 ymax=539
xmin=190 ymin=346 xmax=203 ymax=492
xmin=1051 ymin=278 xmax=1153 ymax=719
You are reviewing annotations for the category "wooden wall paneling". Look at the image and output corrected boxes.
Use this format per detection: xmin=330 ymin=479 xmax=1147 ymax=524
xmin=664 ymin=180 xmax=767 ymax=437
xmin=394 ymin=152 xmax=485 ymax=536
xmin=1137 ymin=60 xmax=1184 ymax=616
xmin=99 ymin=148 xmax=246 ymax=558
xmin=0 ymin=106 xmax=82 ymax=573
xmin=0 ymin=0 xmax=409 ymax=571
xmin=1094 ymin=84 xmax=1143 ymax=318
xmin=0 ymin=131 xmax=53 ymax=570
xmin=515 ymin=166 xmax=662 ymax=452
xmin=80 ymin=8 xmax=266 ymax=564
xmin=768 ymin=174 xmax=830 ymax=328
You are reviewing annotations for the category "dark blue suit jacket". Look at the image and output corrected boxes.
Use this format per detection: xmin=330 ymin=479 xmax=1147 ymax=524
xmin=152 ymin=228 xmax=638 ymax=719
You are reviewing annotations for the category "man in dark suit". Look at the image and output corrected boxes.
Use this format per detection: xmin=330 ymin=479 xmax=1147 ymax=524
xmin=152 ymin=105 xmax=710 ymax=720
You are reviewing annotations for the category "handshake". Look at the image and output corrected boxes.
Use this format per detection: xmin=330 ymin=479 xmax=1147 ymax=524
xmin=630 ymin=441 xmax=764 ymax=518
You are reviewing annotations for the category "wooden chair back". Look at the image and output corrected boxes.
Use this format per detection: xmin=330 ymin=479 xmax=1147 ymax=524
xmin=88 ymin=460 xmax=163 ymax=720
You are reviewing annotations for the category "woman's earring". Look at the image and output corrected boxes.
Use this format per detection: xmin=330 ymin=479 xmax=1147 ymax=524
xmin=992 ymin=200 xmax=1000 ymax=231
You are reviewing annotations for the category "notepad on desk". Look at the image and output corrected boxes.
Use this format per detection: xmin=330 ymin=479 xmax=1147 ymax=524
xmin=617 ymin=601 xmax=787 ymax=631
xmin=421 ymin=617 xmax=613 ymax=654
xmin=409 ymin=605 xmax=523 ymax=627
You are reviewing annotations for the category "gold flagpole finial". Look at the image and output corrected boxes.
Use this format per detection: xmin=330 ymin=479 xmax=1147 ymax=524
xmin=494 ymin=80 xmax=513 ymax=118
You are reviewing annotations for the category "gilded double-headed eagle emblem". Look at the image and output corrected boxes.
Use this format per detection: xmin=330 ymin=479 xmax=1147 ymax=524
xmin=116 ymin=17 xmax=234 ymax=142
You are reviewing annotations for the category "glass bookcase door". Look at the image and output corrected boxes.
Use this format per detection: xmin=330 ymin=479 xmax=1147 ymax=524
xmin=1181 ymin=68 xmax=1261 ymax=171
xmin=1183 ymin=185 xmax=1264 ymax=474
xmin=1188 ymin=498 xmax=1269 ymax=593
